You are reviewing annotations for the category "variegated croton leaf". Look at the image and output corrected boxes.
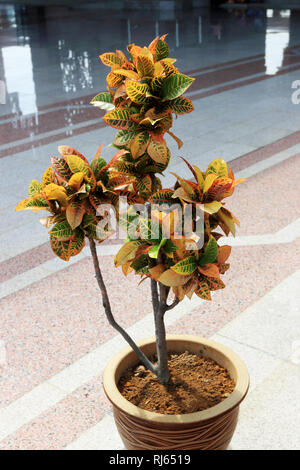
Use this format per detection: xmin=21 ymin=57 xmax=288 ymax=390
xmin=16 ymin=36 xmax=245 ymax=308
xmin=114 ymin=156 xmax=245 ymax=302
xmin=91 ymin=35 xmax=194 ymax=172
xmin=15 ymin=145 xmax=134 ymax=261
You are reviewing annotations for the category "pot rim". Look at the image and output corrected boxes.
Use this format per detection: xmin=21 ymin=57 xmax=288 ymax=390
xmin=103 ymin=334 xmax=249 ymax=424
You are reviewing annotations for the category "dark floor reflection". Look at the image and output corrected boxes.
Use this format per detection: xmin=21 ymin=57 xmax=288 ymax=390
xmin=0 ymin=3 xmax=300 ymax=133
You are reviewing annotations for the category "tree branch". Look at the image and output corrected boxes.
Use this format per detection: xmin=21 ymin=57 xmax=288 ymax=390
xmin=89 ymin=238 xmax=156 ymax=375
xmin=151 ymin=279 xmax=159 ymax=315
xmin=165 ymin=298 xmax=180 ymax=311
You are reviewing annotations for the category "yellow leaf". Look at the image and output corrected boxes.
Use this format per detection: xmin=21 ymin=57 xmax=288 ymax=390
xmin=107 ymin=71 xmax=123 ymax=88
xmin=193 ymin=165 xmax=204 ymax=190
xmin=158 ymin=269 xmax=192 ymax=287
xmin=206 ymin=158 xmax=228 ymax=178
xmin=154 ymin=61 xmax=164 ymax=76
xmin=42 ymin=166 xmax=56 ymax=188
xmin=66 ymin=154 xmax=90 ymax=176
xmin=15 ymin=198 xmax=30 ymax=212
xmin=232 ymin=178 xmax=246 ymax=187
xmin=114 ymin=241 xmax=142 ymax=267
xmin=172 ymin=187 xmax=195 ymax=203
xmin=203 ymin=201 xmax=222 ymax=214
xmin=136 ymin=50 xmax=154 ymax=78
xmin=218 ymin=208 xmax=236 ymax=236
xmin=203 ymin=173 xmax=218 ymax=193
xmin=44 ymin=183 xmax=68 ymax=206
xmin=113 ymin=69 xmax=139 ymax=80
xmin=68 ymin=172 xmax=85 ymax=191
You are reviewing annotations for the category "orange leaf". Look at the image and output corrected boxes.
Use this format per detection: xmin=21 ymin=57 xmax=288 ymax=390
xmin=217 ymin=245 xmax=231 ymax=265
xmin=149 ymin=264 xmax=165 ymax=281
xmin=66 ymin=199 xmax=86 ymax=230
xmin=198 ymin=263 xmax=220 ymax=279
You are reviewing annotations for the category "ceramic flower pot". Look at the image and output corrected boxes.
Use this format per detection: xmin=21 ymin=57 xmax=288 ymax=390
xmin=103 ymin=334 xmax=249 ymax=450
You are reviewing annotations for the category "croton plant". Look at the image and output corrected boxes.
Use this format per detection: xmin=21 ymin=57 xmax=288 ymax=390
xmin=16 ymin=36 xmax=244 ymax=384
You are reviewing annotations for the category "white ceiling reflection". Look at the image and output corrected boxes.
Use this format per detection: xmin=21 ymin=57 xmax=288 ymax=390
xmin=265 ymin=9 xmax=291 ymax=76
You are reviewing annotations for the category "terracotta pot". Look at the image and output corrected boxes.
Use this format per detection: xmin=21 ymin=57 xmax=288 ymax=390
xmin=103 ymin=335 xmax=249 ymax=450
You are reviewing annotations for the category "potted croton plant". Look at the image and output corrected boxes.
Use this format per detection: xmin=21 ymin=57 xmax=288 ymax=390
xmin=16 ymin=35 xmax=249 ymax=450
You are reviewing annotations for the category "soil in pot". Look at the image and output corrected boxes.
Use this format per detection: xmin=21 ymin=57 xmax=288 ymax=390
xmin=118 ymin=351 xmax=235 ymax=415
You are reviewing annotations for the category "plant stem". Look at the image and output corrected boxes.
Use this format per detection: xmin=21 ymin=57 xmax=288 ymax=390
xmin=150 ymin=279 xmax=159 ymax=315
xmin=154 ymin=283 xmax=170 ymax=384
xmin=89 ymin=237 xmax=156 ymax=375
xmin=89 ymin=238 xmax=179 ymax=385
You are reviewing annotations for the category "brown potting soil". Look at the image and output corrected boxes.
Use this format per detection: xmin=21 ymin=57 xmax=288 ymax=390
xmin=118 ymin=351 xmax=235 ymax=415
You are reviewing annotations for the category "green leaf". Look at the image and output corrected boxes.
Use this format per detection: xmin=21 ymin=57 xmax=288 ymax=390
xmin=162 ymin=239 xmax=178 ymax=254
xmin=199 ymin=237 xmax=218 ymax=266
xmin=148 ymin=238 xmax=167 ymax=259
xmin=112 ymin=160 xmax=135 ymax=175
xmin=169 ymin=96 xmax=194 ymax=115
xmin=50 ymin=227 xmax=84 ymax=261
xmin=161 ymin=73 xmax=194 ymax=101
xmin=118 ymin=211 xmax=139 ymax=238
xmin=154 ymin=39 xmax=169 ymax=61
xmin=50 ymin=220 xmax=75 ymax=241
xmin=114 ymin=129 xmax=140 ymax=147
xmin=171 ymin=256 xmax=198 ymax=275
xmin=130 ymin=254 xmax=148 ymax=273
xmin=151 ymin=76 xmax=165 ymax=94
xmin=91 ymin=156 xmax=107 ymax=180
xmin=82 ymin=213 xmax=97 ymax=228
xmin=90 ymin=92 xmax=114 ymax=111
xmin=135 ymin=174 xmax=152 ymax=195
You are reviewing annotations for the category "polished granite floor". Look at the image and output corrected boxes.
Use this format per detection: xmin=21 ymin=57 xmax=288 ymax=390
xmin=0 ymin=2 xmax=300 ymax=450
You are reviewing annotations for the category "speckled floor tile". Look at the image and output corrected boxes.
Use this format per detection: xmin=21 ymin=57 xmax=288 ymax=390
xmin=0 ymin=255 xmax=153 ymax=408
